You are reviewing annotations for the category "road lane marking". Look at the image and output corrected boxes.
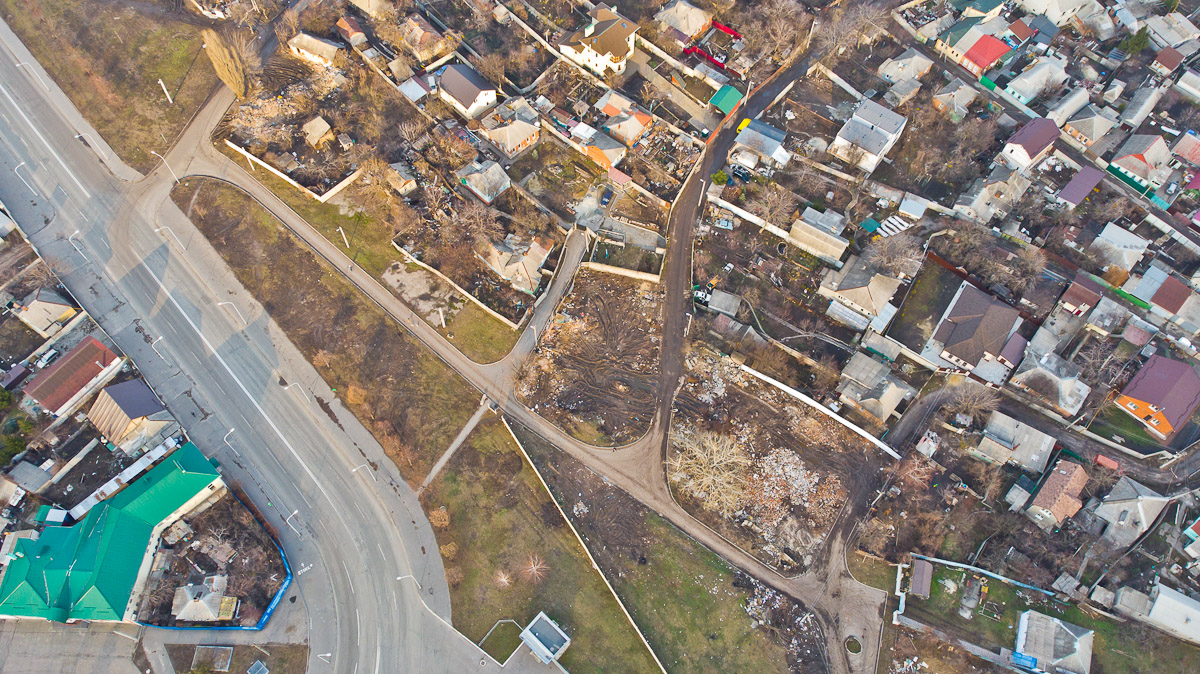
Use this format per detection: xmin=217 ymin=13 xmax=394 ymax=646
xmin=342 ymin=559 xmax=355 ymax=594
xmin=0 ymin=84 xmax=90 ymax=198
xmin=356 ymin=609 xmax=360 ymax=645
xmin=138 ymin=263 xmax=348 ymax=526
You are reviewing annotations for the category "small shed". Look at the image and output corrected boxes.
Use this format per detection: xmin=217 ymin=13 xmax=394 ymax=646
xmin=910 ymin=558 xmax=933 ymax=599
xmin=709 ymin=85 xmax=744 ymax=116
xmin=520 ymin=612 xmax=570 ymax=664
xmin=302 ymin=116 xmax=334 ymax=148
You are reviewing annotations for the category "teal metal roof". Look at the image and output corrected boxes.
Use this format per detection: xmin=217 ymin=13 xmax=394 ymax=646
xmin=860 ymin=218 xmax=881 ymax=233
xmin=0 ymin=443 xmax=220 ymax=621
xmin=709 ymin=85 xmax=744 ymax=116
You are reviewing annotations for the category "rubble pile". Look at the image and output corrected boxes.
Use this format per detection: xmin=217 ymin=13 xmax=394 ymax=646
xmin=225 ymin=66 xmax=345 ymax=146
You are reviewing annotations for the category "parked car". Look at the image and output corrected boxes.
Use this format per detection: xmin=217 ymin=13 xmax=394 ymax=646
xmin=600 ymin=188 xmax=614 ymax=206
xmin=34 ymin=349 xmax=59 ymax=369
xmin=1167 ymin=181 xmax=1180 ymax=195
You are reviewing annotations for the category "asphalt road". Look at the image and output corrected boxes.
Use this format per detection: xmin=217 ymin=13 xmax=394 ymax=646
xmin=0 ymin=18 xmax=554 ymax=674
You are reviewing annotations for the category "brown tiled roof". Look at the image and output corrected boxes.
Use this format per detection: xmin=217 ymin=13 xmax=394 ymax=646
xmin=936 ymin=285 xmax=1020 ymax=365
xmin=562 ymin=4 xmax=638 ymax=59
xmin=1151 ymin=275 xmax=1191 ymax=313
xmin=1031 ymin=460 xmax=1088 ymax=523
xmin=1121 ymin=354 xmax=1200 ymax=431
xmin=1060 ymin=271 xmax=1103 ymax=310
xmin=1009 ymin=19 xmax=1034 ymax=41
xmin=1156 ymin=47 xmax=1184 ymax=71
xmin=25 ymin=336 xmax=119 ymax=413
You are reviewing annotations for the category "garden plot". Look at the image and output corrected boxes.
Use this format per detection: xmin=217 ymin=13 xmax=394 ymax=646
xmin=669 ymin=349 xmax=883 ymax=571
xmin=517 ymin=269 xmax=662 ymax=446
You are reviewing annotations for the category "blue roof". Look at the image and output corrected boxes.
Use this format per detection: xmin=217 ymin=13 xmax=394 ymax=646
xmin=745 ymin=120 xmax=785 ymax=143
xmin=860 ymin=218 xmax=882 ymax=233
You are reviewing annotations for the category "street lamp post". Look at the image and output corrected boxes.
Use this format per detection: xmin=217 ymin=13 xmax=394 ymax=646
xmin=396 ymin=574 xmax=423 ymax=590
xmin=149 ymin=150 xmax=179 ymax=183
xmin=154 ymin=226 xmax=187 ymax=250
xmin=284 ymin=509 xmax=301 ymax=536
xmin=67 ymin=230 xmax=88 ymax=261
xmin=351 ymin=464 xmax=377 ymax=482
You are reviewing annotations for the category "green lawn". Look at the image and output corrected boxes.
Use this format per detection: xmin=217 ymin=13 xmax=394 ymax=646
xmin=847 ymin=551 xmax=896 ymax=593
xmin=1092 ymin=404 xmax=1163 ymax=451
xmin=888 ymin=263 xmax=961 ymax=350
xmin=420 ymin=419 xmax=659 ymax=672
xmin=0 ymin=0 xmax=219 ymax=173
xmin=438 ymin=301 xmax=519 ymax=364
xmin=478 ymin=621 xmax=523 ymax=663
xmin=611 ymin=515 xmax=793 ymax=674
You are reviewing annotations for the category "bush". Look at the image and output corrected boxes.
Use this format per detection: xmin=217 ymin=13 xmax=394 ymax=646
xmin=0 ymin=389 xmax=12 ymax=409
xmin=0 ymin=434 xmax=24 ymax=465
xmin=1119 ymin=27 xmax=1149 ymax=54
xmin=711 ymin=170 xmax=728 ymax=185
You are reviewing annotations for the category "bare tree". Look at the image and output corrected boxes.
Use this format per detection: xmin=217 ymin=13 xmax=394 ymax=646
xmin=1009 ymin=245 xmax=1047 ymax=294
xmin=471 ymin=53 xmax=508 ymax=86
xmin=754 ymin=185 xmax=796 ymax=227
xmin=455 ymin=199 xmax=504 ymax=246
xmin=814 ymin=3 xmax=889 ymax=63
xmin=1076 ymin=340 xmax=1132 ymax=389
xmin=944 ymin=381 xmax=1000 ymax=425
xmin=274 ymin=8 xmax=301 ymax=44
xmin=863 ymin=232 xmax=922 ymax=276
xmin=667 ymin=429 xmax=751 ymax=517
xmin=811 ymin=353 xmax=841 ymax=395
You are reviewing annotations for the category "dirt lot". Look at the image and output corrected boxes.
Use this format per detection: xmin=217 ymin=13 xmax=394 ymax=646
xmin=166 ymin=643 xmax=308 ymax=674
xmin=139 ymin=493 xmax=285 ymax=627
xmin=670 ymin=348 xmax=884 ymax=572
xmin=884 ymin=627 xmax=1006 ymax=674
xmin=514 ymin=421 xmax=829 ymax=674
xmin=171 ymin=178 xmax=480 ymax=487
xmin=0 ymin=0 xmax=220 ymax=173
xmin=41 ymin=437 xmax=132 ymax=509
xmin=517 ymin=269 xmax=662 ymax=446
xmin=418 ymin=418 xmax=658 ymax=670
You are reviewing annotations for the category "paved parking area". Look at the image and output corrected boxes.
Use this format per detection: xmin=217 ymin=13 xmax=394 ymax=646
xmin=0 ymin=621 xmax=139 ymax=674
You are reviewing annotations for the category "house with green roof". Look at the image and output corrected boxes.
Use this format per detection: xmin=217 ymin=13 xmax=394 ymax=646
xmin=709 ymin=85 xmax=743 ymax=117
xmin=0 ymin=443 xmax=223 ymax=622
xmin=935 ymin=16 xmax=984 ymax=64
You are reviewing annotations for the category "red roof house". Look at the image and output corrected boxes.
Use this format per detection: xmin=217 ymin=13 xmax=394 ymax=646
xmin=962 ymin=35 xmax=1010 ymax=76
xmin=24 ymin=336 xmax=121 ymax=417
xmin=1151 ymin=275 xmax=1192 ymax=314
xmin=1172 ymin=131 xmax=1200 ymax=167
xmin=1008 ymin=19 xmax=1035 ymax=42
xmin=1152 ymin=47 xmax=1184 ymax=76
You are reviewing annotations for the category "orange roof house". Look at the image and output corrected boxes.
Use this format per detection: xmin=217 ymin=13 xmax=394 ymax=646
xmin=1026 ymin=460 xmax=1088 ymax=530
xmin=1116 ymin=354 xmax=1200 ymax=441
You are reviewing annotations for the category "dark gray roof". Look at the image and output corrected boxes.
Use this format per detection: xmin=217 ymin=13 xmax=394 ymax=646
xmin=102 ymin=378 xmax=166 ymax=419
xmin=935 ymin=285 xmax=1020 ymax=365
xmin=439 ymin=64 xmax=495 ymax=108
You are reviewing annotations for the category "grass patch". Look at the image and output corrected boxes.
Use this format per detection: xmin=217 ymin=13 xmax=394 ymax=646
xmin=172 ymin=178 xmax=479 ymax=486
xmin=166 ymin=643 xmax=308 ymax=674
xmin=0 ymin=0 xmax=219 ymax=173
xmin=0 ymin=316 xmax=45 ymax=365
xmin=1092 ymin=404 xmax=1164 ymax=451
xmin=420 ymin=419 xmax=659 ymax=672
xmin=847 ymin=550 xmax=896 ymax=592
xmin=438 ymin=301 xmax=519 ymax=364
xmin=888 ymin=262 xmax=961 ymax=350
xmin=478 ymin=621 xmax=523 ymax=663
xmin=604 ymin=514 xmax=792 ymax=673
xmin=218 ymin=143 xmax=397 ymax=277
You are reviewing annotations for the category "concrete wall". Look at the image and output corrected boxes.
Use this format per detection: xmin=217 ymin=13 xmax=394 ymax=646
xmin=224 ymin=140 xmax=363 ymax=204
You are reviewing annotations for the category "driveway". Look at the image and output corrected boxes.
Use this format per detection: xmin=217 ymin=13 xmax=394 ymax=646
xmin=0 ymin=622 xmax=140 ymax=674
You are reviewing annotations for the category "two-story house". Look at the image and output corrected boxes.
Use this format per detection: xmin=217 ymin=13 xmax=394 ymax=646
xmin=559 ymin=4 xmax=639 ymax=77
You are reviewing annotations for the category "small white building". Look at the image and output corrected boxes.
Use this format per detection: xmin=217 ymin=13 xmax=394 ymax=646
xmin=288 ymin=33 xmax=341 ymax=67
xmin=829 ymin=99 xmax=907 ymax=173
xmin=438 ymin=64 xmax=498 ymax=120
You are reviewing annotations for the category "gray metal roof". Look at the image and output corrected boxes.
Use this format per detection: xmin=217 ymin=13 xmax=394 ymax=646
xmin=439 ymin=64 xmax=495 ymax=108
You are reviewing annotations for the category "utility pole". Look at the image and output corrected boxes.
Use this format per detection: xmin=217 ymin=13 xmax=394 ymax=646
xmin=157 ymin=78 xmax=173 ymax=105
